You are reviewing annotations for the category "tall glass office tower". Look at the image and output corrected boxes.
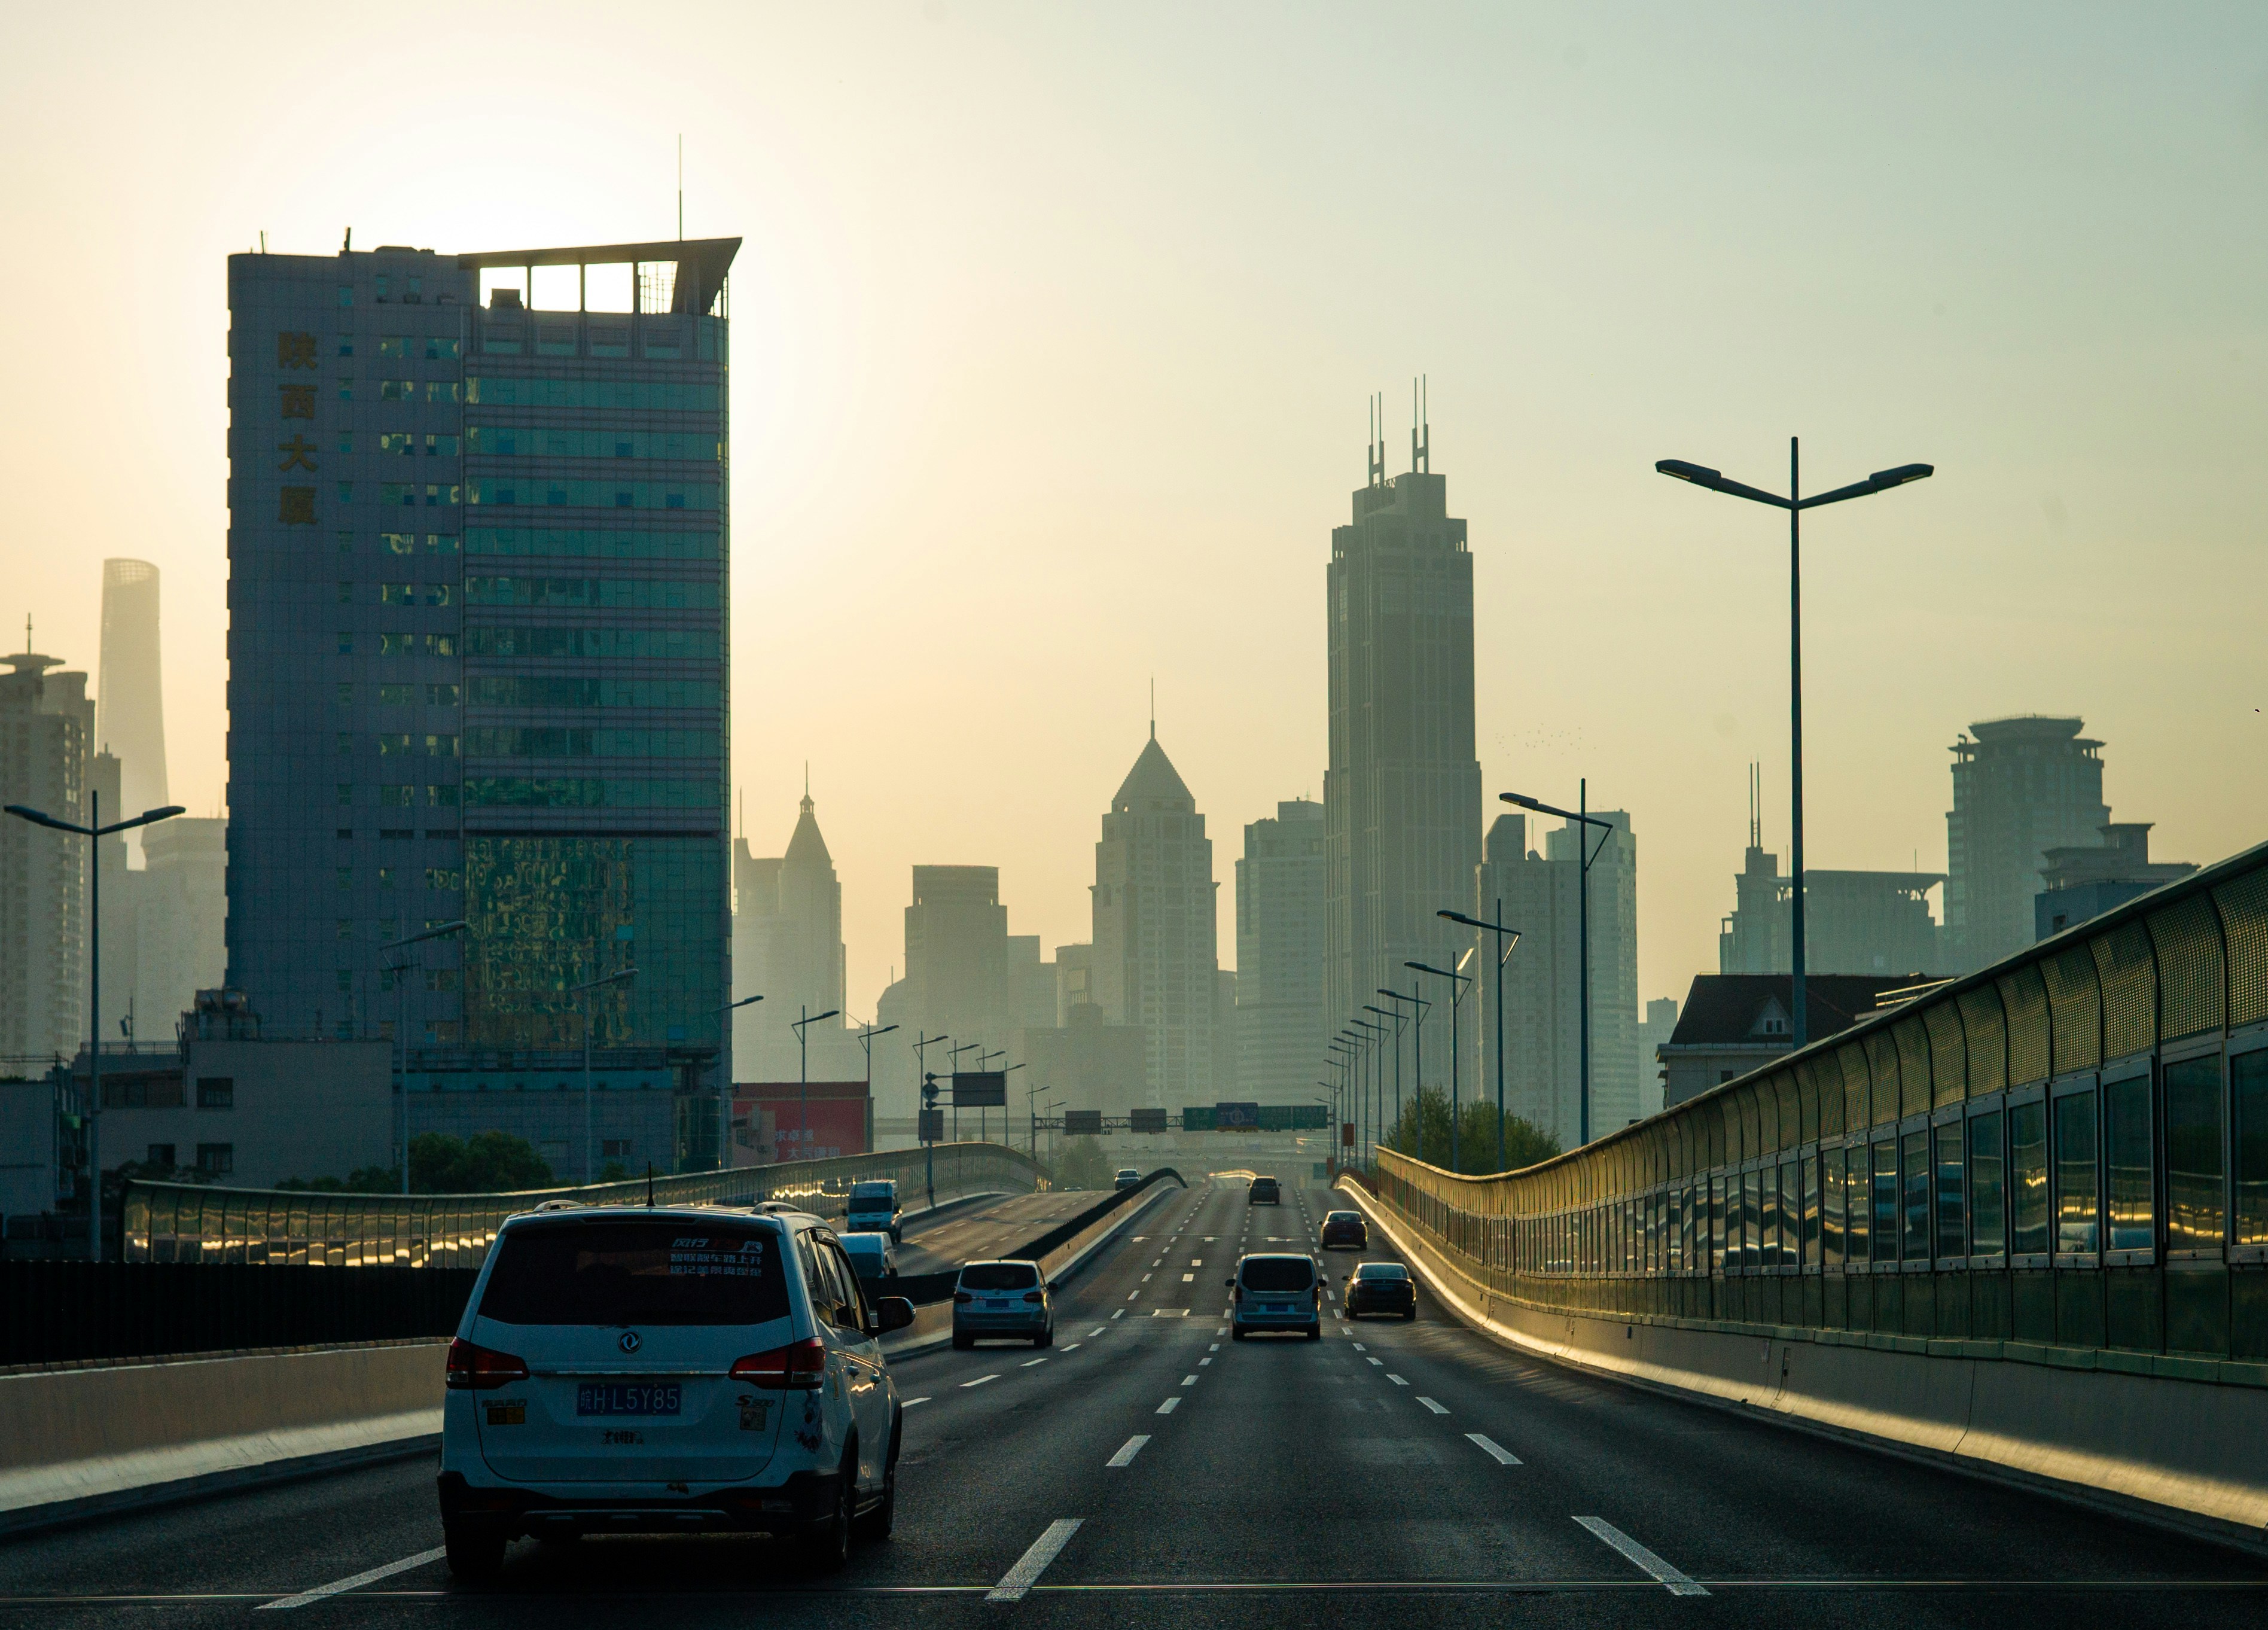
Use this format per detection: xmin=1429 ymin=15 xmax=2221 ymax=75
xmin=226 ymin=238 xmax=734 ymax=1174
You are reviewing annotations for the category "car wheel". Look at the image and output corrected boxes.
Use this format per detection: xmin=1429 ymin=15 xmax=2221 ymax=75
xmin=443 ymin=1523 xmax=506 ymax=1582
xmin=855 ymin=1422 xmax=899 ymax=1543
xmin=1035 ymin=1327 xmax=1053 ymax=1349
xmin=807 ymin=1448 xmax=855 ymax=1572
xmin=1306 ymin=1324 xmax=1321 ymax=1340
xmin=951 ymin=1332 xmax=973 ymax=1351
xmin=1403 ymin=1308 xmax=1417 ymax=1321
xmin=1231 ymin=1326 xmax=1247 ymax=1341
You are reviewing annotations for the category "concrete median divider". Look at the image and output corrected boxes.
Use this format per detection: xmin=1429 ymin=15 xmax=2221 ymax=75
xmin=0 ymin=1339 xmax=446 ymax=1536
xmin=1340 ymin=1178 xmax=2268 ymax=1547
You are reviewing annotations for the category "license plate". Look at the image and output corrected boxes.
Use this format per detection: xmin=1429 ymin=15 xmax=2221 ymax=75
xmin=577 ymin=1383 xmax=682 ymax=1416
xmin=987 ymin=1299 xmax=1011 ymax=1309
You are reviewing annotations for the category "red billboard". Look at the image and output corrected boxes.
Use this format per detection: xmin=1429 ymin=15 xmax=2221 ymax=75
xmin=733 ymin=1082 xmax=872 ymax=1166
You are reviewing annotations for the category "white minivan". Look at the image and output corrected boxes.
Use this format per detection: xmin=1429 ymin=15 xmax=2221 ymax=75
xmin=438 ymin=1203 xmax=914 ymax=1578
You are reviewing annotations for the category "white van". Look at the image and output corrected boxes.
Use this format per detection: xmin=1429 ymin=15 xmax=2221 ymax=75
xmin=438 ymin=1205 xmax=914 ymax=1578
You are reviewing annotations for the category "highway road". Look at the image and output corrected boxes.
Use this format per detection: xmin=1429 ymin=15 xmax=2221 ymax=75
xmin=5 ymin=1177 xmax=2265 ymax=1626
xmin=892 ymin=1190 xmax=1098 ymax=1276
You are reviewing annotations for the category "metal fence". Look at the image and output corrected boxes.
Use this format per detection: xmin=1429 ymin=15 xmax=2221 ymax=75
xmin=1364 ymin=836 xmax=2268 ymax=1366
xmin=123 ymin=1142 xmax=1048 ymax=1268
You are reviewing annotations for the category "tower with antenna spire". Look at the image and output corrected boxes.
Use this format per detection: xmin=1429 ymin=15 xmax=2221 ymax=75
xmin=732 ymin=779 xmax=850 ymax=1079
xmin=1325 ymin=378 xmax=1480 ymax=1068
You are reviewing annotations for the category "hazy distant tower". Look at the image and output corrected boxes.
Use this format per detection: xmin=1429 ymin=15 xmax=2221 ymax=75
xmin=1092 ymin=729 xmax=1220 ymax=1107
xmin=96 ymin=559 xmax=168 ymax=828
xmin=1325 ymin=386 xmax=1481 ymax=1072
xmin=1945 ymin=717 xmax=2110 ymax=971
xmin=1236 ymin=799 xmax=1326 ymax=1101
xmin=733 ymin=784 xmax=849 ymax=1076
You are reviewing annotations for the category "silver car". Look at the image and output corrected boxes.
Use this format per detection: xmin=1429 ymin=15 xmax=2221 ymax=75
xmin=950 ymin=1259 xmax=1052 ymax=1348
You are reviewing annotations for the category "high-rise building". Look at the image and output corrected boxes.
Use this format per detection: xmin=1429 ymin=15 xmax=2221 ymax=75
xmin=901 ymin=863 xmax=1010 ymax=1055
xmin=133 ymin=818 xmax=227 ymax=1036
xmin=0 ymin=648 xmax=91 ymax=1061
xmin=1092 ymin=733 xmax=1220 ymax=1108
xmin=96 ymin=559 xmax=168 ymax=846
xmin=1945 ymin=716 xmax=2109 ymax=971
xmin=1473 ymin=807 xmax=1637 ymax=1149
xmin=1235 ymin=798 xmax=1325 ymax=1102
xmin=1324 ymin=401 xmax=1481 ymax=1071
xmin=1635 ymin=995 xmax=1678 ymax=1119
xmin=732 ymin=787 xmax=848 ymax=1080
xmin=226 ymin=238 xmax=735 ymax=1173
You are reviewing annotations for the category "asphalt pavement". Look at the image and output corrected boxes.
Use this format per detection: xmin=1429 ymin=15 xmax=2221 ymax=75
xmin=4 ymin=1178 xmax=2265 ymax=1628
xmin=891 ymin=1190 xmax=1101 ymax=1277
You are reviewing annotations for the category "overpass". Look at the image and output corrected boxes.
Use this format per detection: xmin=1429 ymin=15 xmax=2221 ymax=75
xmin=1 ymin=849 xmax=2266 ymax=1616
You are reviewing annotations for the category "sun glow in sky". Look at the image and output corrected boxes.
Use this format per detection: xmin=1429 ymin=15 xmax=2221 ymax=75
xmin=5 ymin=2 xmax=2265 ymax=1018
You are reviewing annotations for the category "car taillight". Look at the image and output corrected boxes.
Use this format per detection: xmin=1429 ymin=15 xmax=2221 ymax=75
xmin=445 ymin=1337 xmax=528 ymax=1390
xmin=1233 ymin=1285 xmax=1243 ymax=1301
xmin=731 ymin=1336 xmax=826 ymax=1389
xmin=1023 ymin=1290 xmax=1043 ymax=1303
xmin=953 ymin=1291 xmax=974 ymax=1304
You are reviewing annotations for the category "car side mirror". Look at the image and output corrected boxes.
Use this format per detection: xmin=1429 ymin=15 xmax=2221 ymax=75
xmin=873 ymin=1296 xmax=916 ymax=1335
xmin=1223 ymin=1277 xmax=1234 ymax=1287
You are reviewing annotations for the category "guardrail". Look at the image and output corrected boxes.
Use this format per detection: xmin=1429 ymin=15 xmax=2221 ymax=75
xmin=881 ymin=1169 xmax=1187 ymax=1305
xmin=121 ymin=1142 xmax=1048 ymax=1268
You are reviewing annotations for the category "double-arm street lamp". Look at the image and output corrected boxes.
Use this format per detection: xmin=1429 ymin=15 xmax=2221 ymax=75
xmin=1438 ymin=907 xmax=1520 ymax=1172
xmin=384 ymin=918 xmax=470 ymax=1193
xmin=1407 ymin=955 xmax=1474 ymax=1172
xmin=858 ymin=1022 xmax=898 ymax=1159
xmin=714 ymin=994 xmax=766 ymax=1170
xmin=1656 ymin=443 xmax=1932 ymax=1047
xmin=1376 ymin=987 xmax=1428 ymax=1162
xmin=1351 ymin=1017 xmax=1391 ymax=1165
xmin=570 ymin=964 xmax=637 ymax=1184
xmin=7 ymin=793 xmax=183 ymax=1259
xmin=1502 ymin=787 xmax=1618 ymax=1147
xmin=1363 ymin=1003 xmax=1407 ymax=1158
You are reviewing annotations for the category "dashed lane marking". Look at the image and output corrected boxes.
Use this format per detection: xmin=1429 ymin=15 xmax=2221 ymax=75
xmin=1090 ymin=1326 xmax=1108 ymax=1335
xmin=1199 ymin=1357 xmax=1212 ymax=1366
xmin=986 ymin=1518 xmax=1086 ymax=1604
xmin=1574 ymin=1516 xmax=1707 ymax=1597
xmin=1106 ymin=1436 xmax=1150 ymax=1468
xmin=902 ymin=1397 xmax=932 ymax=1407
xmin=1181 ymin=1374 xmax=1199 ymax=1386
xmin=1156 ymin=1397 xmax=1182 ymax=1415
xmin=1387 ymin=1374 xmax=1409 ymax=1387
xmin=962 ymin=1373 xmax=1001 ymax=1388
xmin=255 ymin=1548 xmax=447 ymax=1611
xmin=1365 ymin=1357 xmax=1383 ymax=1367
xmin=1416 ymin=1396 xmax=1448 ymax=1414
xmin=1466 ymin=1433 xmax=1523 ymax=1466
xmin=1023 ymin=1357 xmax=1050 ymax=1367
xmin=1181 ymin=1273 xmax=1194 ymax=1282
xmin=1063 ymin=1343 xmax=1081 ymax=1351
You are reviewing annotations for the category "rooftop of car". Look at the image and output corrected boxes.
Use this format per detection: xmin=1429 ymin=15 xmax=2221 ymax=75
xmin=958 ymin=1257 xmax=1041 ymax=1269
xmin=1325 ymin=1210 xmax=1360 ymax=1220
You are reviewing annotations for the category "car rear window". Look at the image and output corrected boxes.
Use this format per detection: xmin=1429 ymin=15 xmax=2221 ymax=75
xmin=1327 ymin=1212 xmax=1359 ymax=1223
xmin=477 ymin=1220 xmax=790 ymax=1326
xmin=959 ymin=1263 xmax=1039 ymax=1291
xmin=1355 ymin=1263 xmax=1409 ymax=1280
xmin=1239 ymin=1257 xmax=1314 ymax=1291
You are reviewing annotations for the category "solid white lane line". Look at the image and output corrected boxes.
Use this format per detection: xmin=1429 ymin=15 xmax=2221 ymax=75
xmin=903 ymin=1396 xmax=932 ymax=1407
xmin=986 ymin=1518 xmax=1086 ymax=1604
xmin=1156 ymin=1396 xmax=1181 ymax=1414
xmin=1181 ymin=1374 xmax=1199 ymax=1385
xmin=962 ymin=1373 xmax=1001 ymax=1388
xmin=1023 ymin=1357 xmax=1050 ymax=1367
xmin=1574 ymin=1516 xmax=1708 ymax=1597
xmin=1466 ymin=1433 xmax=1523 ymax=1466
xmin=257 ymin=1548 xmax=447 ymax=1611
xmin=1387 ymin=1374 xmax=1408 ymax=1386
xmin=1417 ymin=1396 xmax=1448 ymax=1414
xmin=1106 ymin=1435 xmax=1150 ymax=1468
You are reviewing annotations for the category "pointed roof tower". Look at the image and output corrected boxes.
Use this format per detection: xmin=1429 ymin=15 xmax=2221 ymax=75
xmin=784 ymin=781 xmax=833 ymax=867
xmin=1112 ymin=736 xmax=1194 ymax=814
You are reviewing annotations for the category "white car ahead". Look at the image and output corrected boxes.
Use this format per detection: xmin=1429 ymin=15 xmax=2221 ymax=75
xmin=438 ymin=1203 xmax=914 ymax=1578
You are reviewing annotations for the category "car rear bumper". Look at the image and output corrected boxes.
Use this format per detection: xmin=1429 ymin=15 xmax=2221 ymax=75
xmin=437 ymin=1467 xmax=841 ymax=1538
xmin=954 ymin=1314 xmax=1048 ymax=1335
xmin=1233 ymin=1311 xmax=1320 ymax=1330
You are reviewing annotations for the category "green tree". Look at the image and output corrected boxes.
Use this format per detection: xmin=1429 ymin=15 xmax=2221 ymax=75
xmin=1053 ymin=1135 xmax=1111 ymax=1190
xmin=1382 ymin=1087 xmax=1559 ymax=1175
xmin=277 ymin=1165 xmax=401 ymax=1193
xmin=407 ymin=1131 xmax=554 ymax=1193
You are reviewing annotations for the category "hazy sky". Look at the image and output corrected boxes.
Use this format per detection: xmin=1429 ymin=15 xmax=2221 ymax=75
xmin=5 ymin=4 xmax=2265 ymax=1026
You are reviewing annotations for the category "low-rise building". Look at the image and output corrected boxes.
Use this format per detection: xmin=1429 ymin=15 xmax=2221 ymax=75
xmin=2035 ymin=822 xmax=2196 ymax=940
xmin=1657 ymin=974 xmax=1932 ymax=1110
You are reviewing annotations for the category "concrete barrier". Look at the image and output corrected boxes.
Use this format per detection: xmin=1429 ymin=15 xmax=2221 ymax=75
xmin=1342 ymin=1179 xmax=2268 ymax=1548
xmin=0 ymin=1339 xmax=445 ymax=1535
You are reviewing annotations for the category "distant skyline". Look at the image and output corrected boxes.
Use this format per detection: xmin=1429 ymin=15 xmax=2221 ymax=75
xmin=6 ymin=4 xmax=2266 ymax=1025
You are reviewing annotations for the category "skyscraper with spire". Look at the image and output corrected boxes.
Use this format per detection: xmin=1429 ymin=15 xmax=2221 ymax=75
xmin=1092 ymin=726 xmax=1221 ymax=1107
xmin=1325 ymin=384 xmax=1481 ymax=1079
xmin=733 ymin=778 xmax=848 ymax=1078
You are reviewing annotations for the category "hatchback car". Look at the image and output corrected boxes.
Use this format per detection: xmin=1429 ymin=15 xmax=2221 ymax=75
xmin=1343 ymin=1260 xmax=1418 ymax=1320
xmin=1319 ymin=1209 xmax=1368 ymax=1250
xmin=951 ymin=1259 xmax=1053 ymax=1348
xmin=1248 ymin=1175 xmax=1282 ymax=1205
xmin=1226 ymin=1252 xmax=1321 ymax=1339
xmin=437 ymin=1205 xmax=914 ymax=1580
xmin=1114 ymin=1168 xmax=1142 ymax=1190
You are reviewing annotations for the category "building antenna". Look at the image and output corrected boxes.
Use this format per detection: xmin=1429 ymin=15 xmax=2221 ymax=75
xmin=1149 ymin=677 xmax=1156 ymax=741
xmin=736 ymin=786 xmax=743 ymax=841
xmin=1419 ymin=374 xmax=1430 ymax=474
xmin=342 ymin=226 xmax=351 ymax=252
xmin=677 ymin=134 xmax=684 ymax=240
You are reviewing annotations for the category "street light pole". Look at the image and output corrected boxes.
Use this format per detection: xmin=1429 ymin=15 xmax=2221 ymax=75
xmin=791 ymin=1004 xmax=841 ymax=1162
xmin=712 ymin=994 xmax=766 ymax=1170
xmin=1656 ymin=444 xmax=1933 ymax=1047
xmin=1502 ymin=790 xmax=1618 ymax=1146
xmin=570 ymin=964 xmax=636 ymax=1184
xmin=1408 ymin=958 xmax=1473 ymax=1172
xmin=1352 ymin=1017 xmax=1389 ymax=1166
xmin=383 ymin=918 xmax=470 ymax=1195
xmin=856 ymin=1023 xmax=896 ymax=1159
xmin=1364 ymin=1003 xmax=1406 ymax=1159
xmin=7 ymin=793 xmax=183 ymax=1260
xmin=1440 ymin=906 xmax=1521 ymax=1172
xmin=1376 ymin=988 xmax=1422 ymax=1157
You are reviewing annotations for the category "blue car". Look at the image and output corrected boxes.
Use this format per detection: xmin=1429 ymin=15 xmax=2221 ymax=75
xmin=1228 ymin=1253 xmax=1321 ymax=1340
